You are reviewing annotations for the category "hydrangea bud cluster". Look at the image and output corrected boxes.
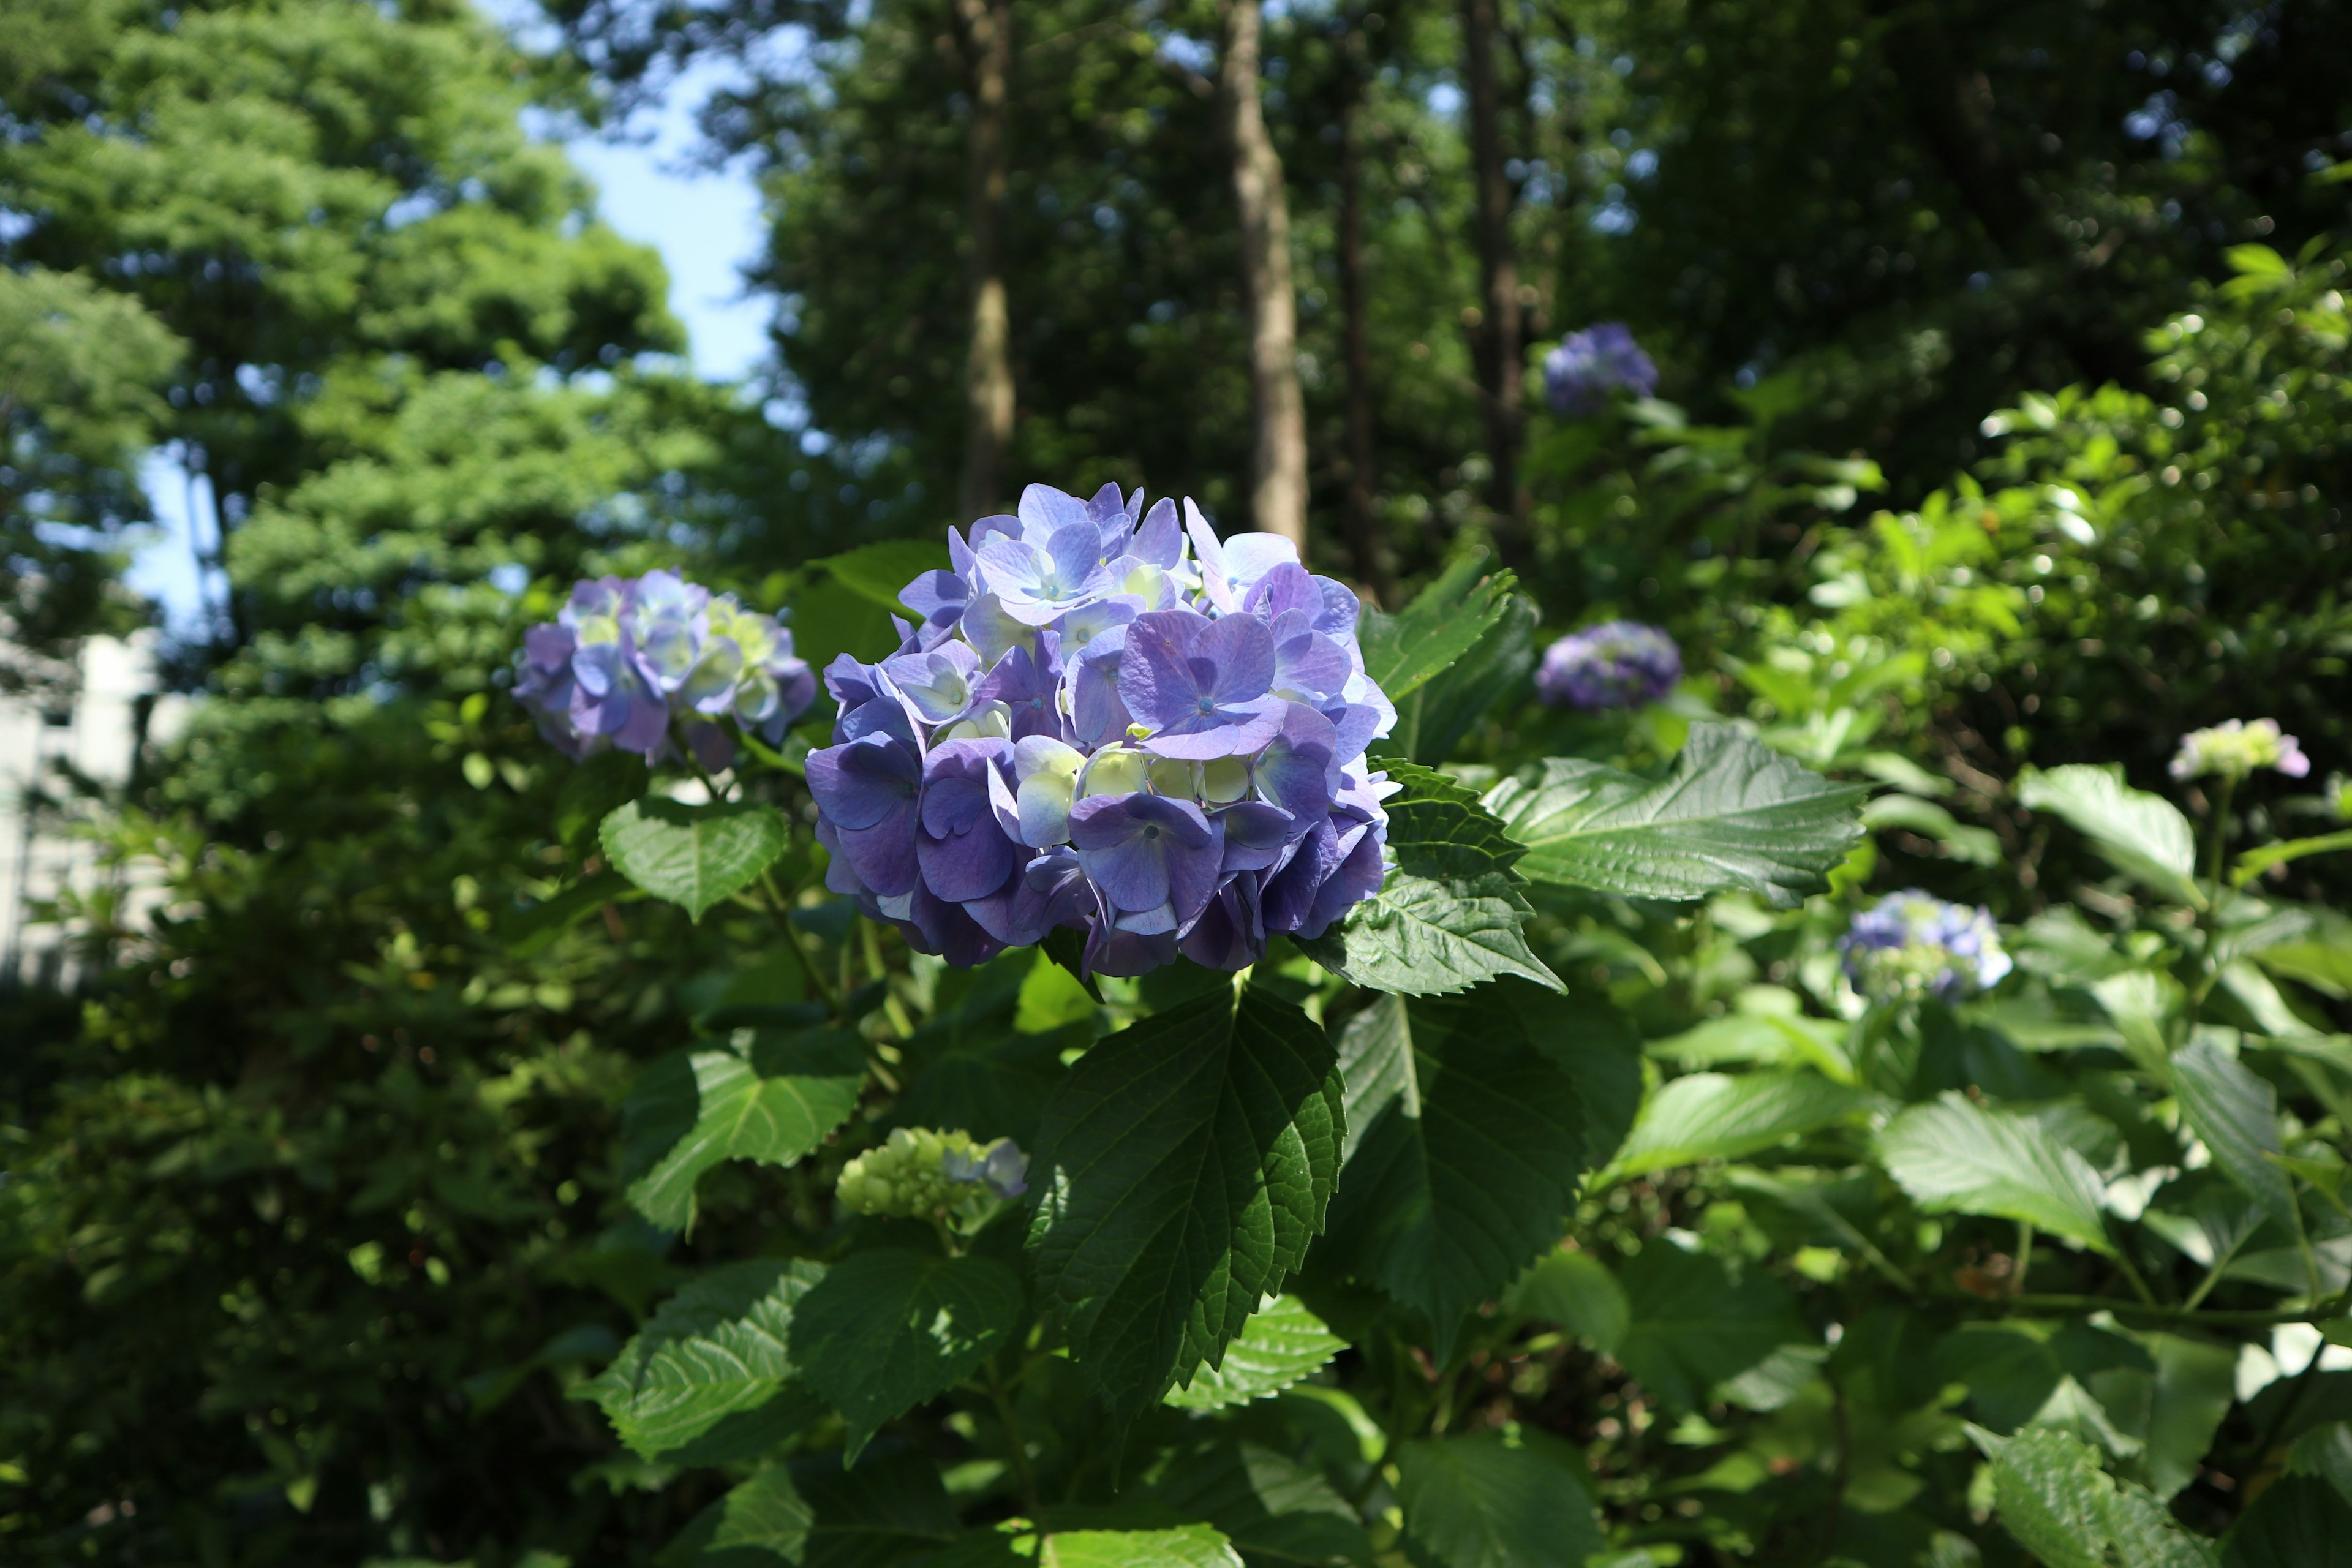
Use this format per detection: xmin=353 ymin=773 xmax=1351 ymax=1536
xmin=806 ymin=484 xmax=1398 ymax=976
xmin=1535 ymin=620 xmax=1682 ymax=710
xmin=835 ymin=1128 xmax=1028 ymax=1221
xmin=1840 ymin=891 xmax=2012 ymax=1002
xmin=513 ymin=570 xmax=818 ymax=771
xmin=1543 ymin=323 xmax=1659 ymax=415
xmin=2168 ymin=718 xmax=2310 ymax=784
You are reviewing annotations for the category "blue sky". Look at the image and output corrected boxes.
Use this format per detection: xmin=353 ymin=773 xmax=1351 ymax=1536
xmin=132 ymin=20 xmax=772 ymax=635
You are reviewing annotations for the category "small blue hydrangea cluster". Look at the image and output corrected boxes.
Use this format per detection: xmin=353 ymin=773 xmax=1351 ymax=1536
xmin=513 ymin=571 xmax=818 ymax=771
xmin=1543 ymin=322 xmax=1659 ymax=415
xmin=1840 ymin=891 xmax=2013 ymax=1002
xmin=806 ymin=484 xmax=1398 ymax=977
xmin=1535 ymin=620 xmax=1682 ymax=710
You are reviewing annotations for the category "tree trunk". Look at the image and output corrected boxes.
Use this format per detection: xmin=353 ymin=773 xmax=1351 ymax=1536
xmin=1219 ymin=0 xmax=1307 ymax=551
xmin=954 ymin=0 xmax=1014 ymax=522
xmin=1459 ymin=0 xmax=1522 ymax=532
xmin=1336 ymin=13 xmax=1389 ymax=597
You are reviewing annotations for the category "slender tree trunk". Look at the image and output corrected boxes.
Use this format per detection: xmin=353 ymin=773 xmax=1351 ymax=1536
xmin=1460 ymin=0 xmax=1523 ymax=532
xmin=955 ymin=0 xmax=1014 ymax=522
xmin=1336 ymin=14 xmax=1389 ymax=597
xmin=1219 ymin=0 xmax=1307 ymax=551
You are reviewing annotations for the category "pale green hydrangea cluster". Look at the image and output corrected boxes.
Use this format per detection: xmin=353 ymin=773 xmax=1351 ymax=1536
xmin=835 ymin=1127 xmax=1028 ymax=1221
xmin=2169 ymin=718 xmax=2309 ymax=783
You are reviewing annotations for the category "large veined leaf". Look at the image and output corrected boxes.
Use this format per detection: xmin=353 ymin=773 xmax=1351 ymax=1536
xmin=1027 ymin=982 xmax=1345 ymax=1430
xmin=1393 ymin=1433 xmax=1604 ymax=1568
xmin=1152 ymin=1442 xmax=1371 ymax=1568
xmin=2017 ymin=765 xmax=2203 ymax=907
xmin=1165 ymin=1295 xmax=1347 ymax=1412
xmin=2223 ymin=1474 xmax=2352 ymax=1568
xmin=789 ymin=1249 xmax=1024 ymax=1461
xmin=670 ymin=1447 xmax=960 ymax=1568
xmin=1615 ymin=1243 xmax=1810 ymax=1409
xmin=1299 ymin=867 xmax=1562 ymax=998
xmin=601 ymin=798 xmax=791 ymax=922
xmin=1876 ymin=1094 xmax=2113 ymax=1254
xmin=1487 ymin=723 xmax=1865 ymax=906
xmin=1317 ymin=987 xmax=1588 ymax=1352
xmin=1981 ymin=1426 xmax=2220 ymax=1568
xmin=2171 ymin=1039 xmax=2297 ymax=1230
xmin=575 ymin=1259 xmax=826 ymax=1459
xmin=701 ymin=1466 xmax=815 ymax=1560
xmin=1358 ymin=554 xmax=1514 ymax=701
xmin=624 ymin=1030 xmax=866 ymax=1233
xmin=1607 ymin=1069 xmax=1867 ymax=1178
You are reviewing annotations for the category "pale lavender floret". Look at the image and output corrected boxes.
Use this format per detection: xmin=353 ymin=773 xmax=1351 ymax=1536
xmin=943 ymin=1137 xmax=1030 ymax=1200
xmin=1544 ymin=322 xmax=1659 ymax=415
xmin=806 ymin=483 xmax=1397 ymax=976
xmin=1535 ymin=620 xmax=1682 ymax=711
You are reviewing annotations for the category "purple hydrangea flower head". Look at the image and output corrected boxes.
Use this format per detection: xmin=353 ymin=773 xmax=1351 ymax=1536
xmin=1840 ymin=891 xmax=2011 ymax=1002
xmin=2169 ymin=718 xmax=2310 ymax=783
xmin=1544 ymin=323 xmax=1660 ymax=415
xmin=805 ymin=484 xmax=1401 ymax=976
xmin=1535 ymin=620 xmax=1682 ymax=710
xmin=514 ymin=570 xmax=816 ymax=767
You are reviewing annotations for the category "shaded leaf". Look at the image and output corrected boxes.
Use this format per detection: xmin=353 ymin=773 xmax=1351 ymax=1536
xmin=1152 ymin=1442 xmax=1370 ymax=1568
xmin=1616 ymin=1244 xmax=1809 ymax=1409
xmin=790 ymin=1249 xmax=1023 ymax=1462
xmin=1503 ymin=1250 xmax=1628 ymax=1354
xmin=1876 ymin=1093 xmax=2113 ymax=1254
xmin=2173 ymin=1039 xmax=2297 ymax=1229
xmin=815 ymin=538 xmax=949 ymax=615
xmin=1027 ymin=982 xmax=1344 ymax=1431
xmin=1319 ymin=987 xmax=1586 ymax=1352
xmin=603 ymin=798 xmax=791 ymax=922
xmin=1042 ymin=1527 xmax=1244 ymax=1568
xmin=1379 ymin=761 xmax=1527 ymax=881
xmin=1394 ymin=1433 xmax=1604 ymax=1568
xmin=1489 ymin=724 xmax=1865 ymax=907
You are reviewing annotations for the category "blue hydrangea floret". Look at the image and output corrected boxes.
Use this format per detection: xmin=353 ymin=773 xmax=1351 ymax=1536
xmin=1535 ymin=620 xmax=1682 ymax=710
xmin=1840 ymin=890 xmax=2012 ymax=1002
xmin=1543 ymin=322 xmax=1659 ymax=415
xmin=806 ymin=484 xmax=1398 ymax=978
xmin=513 ymin=570 xmax=818 ymax=771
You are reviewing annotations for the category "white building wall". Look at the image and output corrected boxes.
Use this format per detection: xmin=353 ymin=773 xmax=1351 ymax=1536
xmin=0 ymin=632 xmax=185 ymax=986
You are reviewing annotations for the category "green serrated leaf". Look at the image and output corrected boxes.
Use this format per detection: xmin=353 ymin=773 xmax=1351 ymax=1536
xmin=789 ymin=1249 xmax=1023 ymax=1462
xmin=1876 ymin=1093 xmax=2113 ymax=1254
xmin=1166 ymin=1295 xmax=1347 ymax=1412
xmin=1359 ymin=555 xmax=1513 ymax=701
xmin=1615 ymin=1245 xmax=1809 ymax=1409
xmin=1488 ymin=723 xmax=1866 ymax=907
xmin=1042 ymin=1526 xmax=1243 ymax=1568
xmin=1982 ymin=1425 xmax=2220 ymax=1568
xmin=1319 ymin=987 xmax=1586 ymax=1352
xmin=1394 ymin=1433 xmax=1604 ymax=1568
xmin=705 ymin=1465 xmax=815 ymax=1559
xmin=1380 ymin=760 xmax=1528 ymax=881
xmin=1151 ymin=1441 xmax=1370 ymax=1568
xmin=601 ymin=798 xmax=790 ymax=922
xmin=1027 ymin=982 xmax=1344 ymax=1431
xmin=2017 ymin=765 xmax=2203 ymax=907
xmin=624 ymin=1031 xmax=865 ymax=1233
xmin=576 ymin=1259 xmax=827 ymax=1459
xmin=1300 ymin=869 xmax=1562 ymax=998
xmin=1608 ymin=1069 xmax=1866 ymax=1178
xmin=2173 ymin=1039 xmax=2297 ymax=1229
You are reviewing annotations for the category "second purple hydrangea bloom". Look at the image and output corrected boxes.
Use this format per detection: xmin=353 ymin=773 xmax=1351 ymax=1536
xmin=1535 ymin=620 xmax=1682 ymax=711
xmin=806 ymin=484 xmax=1399 ymax=978
xmin=1544 ymin=322 xmax=1659 ymax=415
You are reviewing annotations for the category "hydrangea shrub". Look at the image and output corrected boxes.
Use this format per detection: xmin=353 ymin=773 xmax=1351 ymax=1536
xmin=1534 ymin=619 xmax=1681 ymax=710
xmin=1839 ymin=888 xmax=2012 ymax=1000
xmin=1542 ymin=321 xmax=1659 ymax=415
